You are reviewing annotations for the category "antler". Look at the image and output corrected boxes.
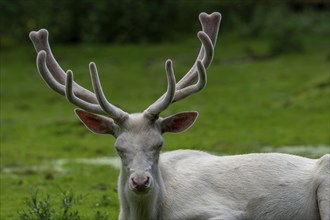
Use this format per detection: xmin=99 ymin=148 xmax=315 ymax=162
xmin=30 ymin=12 xmax=221 ymax=121
xmin=29 ymin=29 xmax=128 ymax=122
xmin=144 ymin=12 xmax=221 ymax=117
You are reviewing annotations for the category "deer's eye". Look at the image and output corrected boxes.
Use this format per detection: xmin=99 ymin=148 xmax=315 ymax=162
xmin=115 ymin=147 xmax=125 ymax=157
xmin=154 ymin=144 xmax=163 ymax=151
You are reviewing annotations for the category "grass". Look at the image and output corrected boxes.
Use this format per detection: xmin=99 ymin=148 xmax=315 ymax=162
xmin=1 ymin=31 xmax=329 ymax=219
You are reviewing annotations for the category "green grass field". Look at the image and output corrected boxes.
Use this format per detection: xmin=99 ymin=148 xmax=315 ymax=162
xmin=1 ymin=32 xmax=329 ymax=219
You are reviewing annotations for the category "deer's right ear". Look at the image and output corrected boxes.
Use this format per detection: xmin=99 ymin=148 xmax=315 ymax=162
xmin=75 ymin=109 xmax=117 ymax=135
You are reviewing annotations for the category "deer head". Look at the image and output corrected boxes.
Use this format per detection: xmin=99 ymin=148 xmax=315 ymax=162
xmin=29 ymin=12 xmax=221 ymax=194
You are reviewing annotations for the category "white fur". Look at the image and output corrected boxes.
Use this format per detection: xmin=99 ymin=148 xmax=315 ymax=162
xmin=156 ymin=151 xmax=329 ymax=220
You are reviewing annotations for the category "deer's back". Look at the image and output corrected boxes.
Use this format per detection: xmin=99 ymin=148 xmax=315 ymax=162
xmin=159 ymin=150 xmax=321 ymax=219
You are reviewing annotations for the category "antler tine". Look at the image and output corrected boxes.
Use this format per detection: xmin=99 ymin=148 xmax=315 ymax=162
xmin=29 ymin=29 xmax=97 ymax=104
xmin=144 ymin=60 xmax=176 ymax=117
xmin=65 ymin=70 xmax=106 ymax=115
xmin=199 ymin=12 xmax=221 ymax=47
xmin=89 ymin=62 xmax=129 ymax=121
xmin=172 ymin=60 xmax=206 ymax=103
xmin=37 ymin=50 xmax=66 ymax=95
xmin=176 ymin=12 xmax=221 ymax=90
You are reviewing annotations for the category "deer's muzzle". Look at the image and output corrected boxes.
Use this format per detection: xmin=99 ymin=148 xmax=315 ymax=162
xmin=129 ymin=173 xmax=151 ymax=194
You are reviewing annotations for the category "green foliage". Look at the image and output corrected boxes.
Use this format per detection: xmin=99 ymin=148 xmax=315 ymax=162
xmin=267 ymin=22 xmax=303 ymax=56
xmin=224 ymin=3 xmax=329 ymax=56
xmin=17 ymin=189 xmax=111 ymax=220
xmin=262 ymin=5 xmax=304 ymax=55
xmin=93 ymin=211 xmax=110 ymax=220
xmin=0 ymin=0 xmax=207 ymax=47
xmin=18 ymin=189 xmax=81 ymax=220
xmin=1 ymin=0 xmax=329 ymax=49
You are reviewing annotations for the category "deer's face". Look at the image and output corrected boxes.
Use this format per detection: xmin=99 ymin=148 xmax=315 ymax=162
xmin=75 ymin=110 xmax=198 ymax=194
xmin=114 ymin=114 xmax=163 ymax=194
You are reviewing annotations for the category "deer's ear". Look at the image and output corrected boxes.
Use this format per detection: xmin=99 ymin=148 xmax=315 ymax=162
xmin=75 ymin=109 xmax=117 ymax=135
xmin=160 ymin=112 xmax=198 ymax=133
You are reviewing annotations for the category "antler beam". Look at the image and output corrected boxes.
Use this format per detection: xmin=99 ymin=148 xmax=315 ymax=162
xmin=145 ymin=60 xmax=177 ymax=116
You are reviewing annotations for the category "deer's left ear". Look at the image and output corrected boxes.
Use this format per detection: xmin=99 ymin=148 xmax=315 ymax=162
xmin=75 ymin=109 xmax=118 ymax=135
xmin=160 ymin=112 xmax=198 ymax=133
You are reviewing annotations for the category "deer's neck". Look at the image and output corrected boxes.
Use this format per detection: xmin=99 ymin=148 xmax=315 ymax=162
xmin=118 ymin=167 xmax=165 ymax=220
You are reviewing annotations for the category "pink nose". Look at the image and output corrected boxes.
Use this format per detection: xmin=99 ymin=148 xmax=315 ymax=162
xmin=131 ymin=176 xmax=150 ymax=192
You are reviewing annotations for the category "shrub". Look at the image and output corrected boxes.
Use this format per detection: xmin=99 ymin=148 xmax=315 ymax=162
xmin=18 ymin=189 xmax=111 ymax=220
xmin=18 ymin=189 xmax=81 ymax=220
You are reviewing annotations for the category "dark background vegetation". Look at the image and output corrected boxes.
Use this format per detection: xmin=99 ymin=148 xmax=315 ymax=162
xmin=1 ymin=0 xmax=329 ymax=53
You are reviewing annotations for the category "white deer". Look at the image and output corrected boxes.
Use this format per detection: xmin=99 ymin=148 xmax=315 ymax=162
xmin=29 ymin=12 xmax=329 ymax=220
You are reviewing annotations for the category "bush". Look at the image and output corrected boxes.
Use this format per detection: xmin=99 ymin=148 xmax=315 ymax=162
xmin=261 ymin=5 xmax=304 ymax=55
xmin=18 ymin=189 xmax=111 ymax=220
xmin=0 ymin=0 xmax=207 ymax=47
xmin=227 ymin=3 xmax=329 ymax=56
xmin=0 ymin=0 xmax=328 ymax=49
xmin=18 ymin=189 xmax=81 ymax=220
